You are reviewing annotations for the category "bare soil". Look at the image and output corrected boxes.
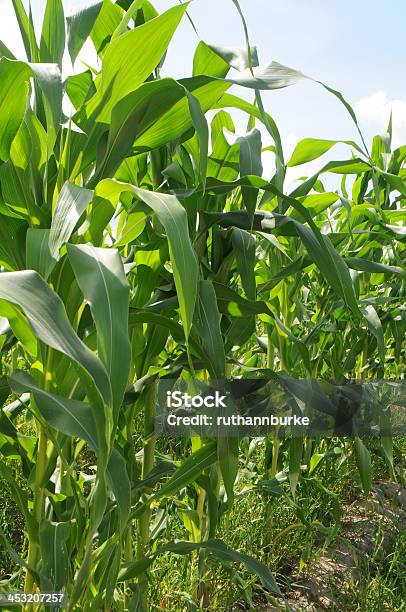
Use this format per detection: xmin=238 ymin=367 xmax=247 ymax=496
xmin=262 ymin=481 xmax=406 ymax=611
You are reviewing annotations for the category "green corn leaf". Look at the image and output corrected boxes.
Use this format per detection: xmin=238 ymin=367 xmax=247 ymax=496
xmin=232 ymin=229 xmax=256 ymax=300
xmin=84 ymin=3 xmax=188 ymax=122
xmin=196 ymin=475 xmax=219 ymax=539
xmin=209 ymin=32 xmax=368 ymax=157
xmin=317 ymin=82 xmax=369 ymax=154
xmin=30 ymin=62 xmax=63 ymax=153
xmin=67 ymin=244 xmax=131 ymax=414
xmin=11 ymin=0 xmax=39 ymax=61
xmin=288 ymin=138 xmax=363 ymax=166
xmin=111 ymin=0 xmax=146 ymax=41
xmin=0 ymin=300 xmax=37 ymax=357
xmin=94 ymin=78 xmax=184 ymax=179
xmin=66 ymin=70 xmax=95 ymax=110
xmin=294 ymin=192 xmax=339 ymax=218
xmin=225 ymin=129 xmax=263 ymax=220
xmin=373 ymin=167 xmax=406 ymax=195
xmin=207 ymin=110 xmax=240 ymax=182
xmin=225 ymin=60 xmax=306 ymax=90
xmin=90 ymin=0 xmax=123 ymax=57
xmin=115 ymin=211 xmax=146 ymax=246
xmin=26 ymin=229 xmax=56 ymax=280
xmin=354 ymin=437 xmax=372 ymax=496
xmin=152 ymin=441 xmax=218 ymax=500
xmin=237 ymin=129 xmax=263 ymax=179
xmin=0 ymin=40 xmax=16 ymax=60
xmin=195 ymin=176 xmax=360 ymax=314
xmin=259 ymin=256 xmax=312 ymax=293
xmin=0 ymin=270 xmax=111 ymax=406
xmin=184 ymin=89 xmax=209 ymax=191
xmin=0 ymin=216 xmax=27 ymax=271
xmin=132 ymin=78 xmax=230 ymax=153
xmin=66 ymin=1 xmax=104 ymax=64
xmin=118 ymin=558 xmax=155 ymax=582
xmin=48 ymin=181 xmax=94 ymax=271
xmin=212 ymin=281 xmax=275 ymax=316
xmin=133 ymin=187 xmax=199 ymax=340
xmin=40 ymin=0 xmax=66 ymax=66
xmin=39 ymin=521 xmax=70 ymax=591
xmin=130 ymin=60 xmax=309 ymax=155
xmin=214 ymin=93 xmax=283 ymax=160
xmin=120 ymin=538 xmax=280 ymax=595
xmin=128 ymin=309 xmax=205 ymax=361
xmin=0 ymin=58 xmax=62 ymax=160
xmin=218 ymin=436 xmax=239 ymax=507
xmin=193 ymin=539 xmax=280 ymax=594
xmin=290 ymin=159 xmax=370 ymax=199
xmin=0 ymin=59 xmax=31 ymax=162
xmin=293 ymin=223 xmax=360 ymax=316
xmin=10 ymin=371 xmax=130 ymax=524
xmin=230 ymin=228 xmax=256 ymax=349
xmin=0 ymin=376 xmax=10 ymax=405
xmin=6 ymin=110 xmax=48 ymax=211
xmin=10 ymin=371 xmax=99 ymax=447
xmin=103 ymin=546 xmax=122 ymax=609
xmin=288 ymin=437 xmax=303 ymax=500
xmin=362 ymin=305 xmax=385 ymax=360
xmin=193 ymin=41 xmax=229 ymax=78
xmin=180 ymin=509 xmax=201 ymax=542
xmin=210 ymin=282 xmax=312 ymax=370
xmin=101 ymin=56 xmax=307 ymax=164
xmin=193 ymin=280 xmax=226 ymax=379
xmin=380 ymin=437 xmax=394 ymax=475
xmin=205 ymin=43 xmax=259 ymax=72
xmin=104 ymin=447 xmax=131 ymax=526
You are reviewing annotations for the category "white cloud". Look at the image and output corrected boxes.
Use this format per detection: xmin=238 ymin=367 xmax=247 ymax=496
xmin=355 ymin=91 xmax=406 ymax=148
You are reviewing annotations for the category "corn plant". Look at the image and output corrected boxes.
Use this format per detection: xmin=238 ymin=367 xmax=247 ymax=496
xmin=0 ymin=0 xmax=404 ymax=610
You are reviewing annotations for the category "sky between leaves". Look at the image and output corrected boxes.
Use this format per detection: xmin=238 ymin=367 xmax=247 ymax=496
xmin=1 ymin=0 xmax=405 ymax=181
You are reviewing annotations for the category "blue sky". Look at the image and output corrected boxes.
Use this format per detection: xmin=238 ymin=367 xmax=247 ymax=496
xmin=148 ymin=0 xmax=406 ymax=149
xmin=1 ymin=0 xmax=405 ymax=169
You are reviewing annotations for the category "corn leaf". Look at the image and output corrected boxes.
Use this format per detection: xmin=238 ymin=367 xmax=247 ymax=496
xmin=66 ymin=0 xmax=104 ymax=64
xmin=133 ymin=187 xmax=199 ymax=340
xmin=40 ymin=0 xmax=66 ymax=66
xmin=0 ymin=59 xmax=31 ymax=161
xmin=67 ymin=244 xmax=131 ymax=414
xmin=152 ymin=442 xmax=218 ymax=500
xmin=84 ymin=4 xmax=188 ymax=122
xmin=193 ymin=280 xmax=225 ymax=379
xmin=0 ymin=271 xmax=111 ymax=405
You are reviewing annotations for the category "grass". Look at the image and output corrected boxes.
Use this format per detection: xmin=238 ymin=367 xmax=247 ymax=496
xmin=144 ymin=436 xmax=406 ymax=610
xmin=2 ymin=433 xmax=404 ymax=610
xmin=344 ymin=531 xmax=406 ymax=612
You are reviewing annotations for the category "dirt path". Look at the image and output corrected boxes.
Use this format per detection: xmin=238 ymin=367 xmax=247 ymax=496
xmin=262 ymin=481 xmax=406 ymax=611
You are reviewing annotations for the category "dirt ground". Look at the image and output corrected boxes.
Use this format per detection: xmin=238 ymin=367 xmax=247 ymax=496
xmin=262 ymin=481 xmax=406 ymax=611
